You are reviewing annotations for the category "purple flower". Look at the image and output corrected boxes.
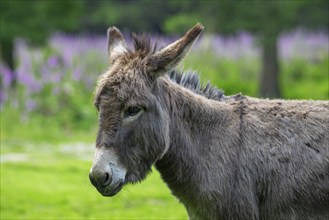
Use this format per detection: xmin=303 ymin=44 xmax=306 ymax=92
xmin=72 ymin=69 xmax=82 ymax=81
xmin=47 ymin=56 xmax=59 ymax=68
xmin=0 ymin=90 xmax=6 ymax=109
xmin=210 ymin=33 xmax=259 ymax=60
xmin=0 ymin=63 xmax=14 ymax=87
xmin=279 ymin=29 xmax=329 ymax=60
xmin=26 ymin=99 xmax=37 ymax=112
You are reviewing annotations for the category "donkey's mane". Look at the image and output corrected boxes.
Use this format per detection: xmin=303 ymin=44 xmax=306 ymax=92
xmin=169 ymin=70 xmax=224 ymax=101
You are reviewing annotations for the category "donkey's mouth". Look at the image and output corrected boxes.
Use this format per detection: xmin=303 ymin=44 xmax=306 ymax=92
xmin=101 ymin=179 xmax=125 ymax=197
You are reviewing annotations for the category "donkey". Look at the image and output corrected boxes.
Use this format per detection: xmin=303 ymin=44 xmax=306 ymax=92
xmin=89 ymin=23 xmax=329 ymax=220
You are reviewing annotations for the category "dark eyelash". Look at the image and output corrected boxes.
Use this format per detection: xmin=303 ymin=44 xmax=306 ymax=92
xmin=124 ymin=106 xmax=142 ymax=118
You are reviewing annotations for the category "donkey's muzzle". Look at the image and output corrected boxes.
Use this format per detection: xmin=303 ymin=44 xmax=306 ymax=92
xmin=89 ymin=163 xmax=125 ymax=197
xmin=89 ymin=170 xmax=112 ymax=188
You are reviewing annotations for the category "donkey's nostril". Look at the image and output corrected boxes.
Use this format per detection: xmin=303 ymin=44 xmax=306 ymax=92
xmin=89 ymin=171 xmax=112 ymax=188
xmin=102 ymin=172 xmax=112 ymax=187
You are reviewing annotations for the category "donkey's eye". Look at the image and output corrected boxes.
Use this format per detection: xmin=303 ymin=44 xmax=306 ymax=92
xmin=124 ymin=106 xmax=142 ymax=118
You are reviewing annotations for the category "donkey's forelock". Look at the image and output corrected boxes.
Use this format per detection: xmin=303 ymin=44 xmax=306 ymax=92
xmin=130 ymin=34 xmax=158 ymax=58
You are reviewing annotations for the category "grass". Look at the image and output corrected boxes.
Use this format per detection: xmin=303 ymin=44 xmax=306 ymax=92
xmin=0 ymin=141 xmax=188 ymax=219
xmin=1 ymin=107 xmax=97 ymax=144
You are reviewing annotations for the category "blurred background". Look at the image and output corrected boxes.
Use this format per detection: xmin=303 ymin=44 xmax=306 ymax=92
xmin=1 ymin=0 xmax=328 ymax=219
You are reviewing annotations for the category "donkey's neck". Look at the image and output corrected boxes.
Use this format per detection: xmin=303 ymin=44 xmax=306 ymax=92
xmin=158 ymin=76 xmax=225 ymax=125
xmin=155 ymin=77 xmax=236 ymax=209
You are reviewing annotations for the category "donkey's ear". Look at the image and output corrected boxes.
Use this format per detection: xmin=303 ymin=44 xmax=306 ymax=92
xmin=146 ymin=23 xmax=204 ymax=77
xmin=107 ymin=26 xmax=127 ymax=61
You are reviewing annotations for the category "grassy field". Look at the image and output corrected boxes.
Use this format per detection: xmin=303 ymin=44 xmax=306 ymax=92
xmin=1 ymin=138 xmax=188 ymax=220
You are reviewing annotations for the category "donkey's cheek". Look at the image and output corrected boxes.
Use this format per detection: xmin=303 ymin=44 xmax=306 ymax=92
xmin=125 ymin=172 xmax=142 ymax=183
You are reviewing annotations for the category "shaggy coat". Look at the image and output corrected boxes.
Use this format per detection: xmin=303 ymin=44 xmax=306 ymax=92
xmin=89 ymin=24 xmax=329 ymax=220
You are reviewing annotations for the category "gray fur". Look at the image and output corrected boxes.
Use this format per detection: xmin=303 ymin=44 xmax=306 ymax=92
xmin=89 ymin=24 xmax=329 ymax=220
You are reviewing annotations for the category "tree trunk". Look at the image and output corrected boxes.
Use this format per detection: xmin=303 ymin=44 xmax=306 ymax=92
xmin=0 ymin=39 xmax=17 ymax=87
xmin=1 ymin=39 xmax=14 ymax=69
xmin=259 ymin=35 xmax=281 ymax=98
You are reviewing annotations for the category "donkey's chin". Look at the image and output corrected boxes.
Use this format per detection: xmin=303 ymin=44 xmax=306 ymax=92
xmin=100 ymin=180 xmax=125 ymax=197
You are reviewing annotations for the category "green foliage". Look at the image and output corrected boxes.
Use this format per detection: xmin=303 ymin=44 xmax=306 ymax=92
xmin=0 ymin=0 xmax=84 ymax=44
xmin=163 ymin=0 xmax=328 ymax=36
xmin=213 ymin=1 xmax=301 ymax=35
xmin=184 ymin=52 xmax=260 ymax=97
xmin=4 ymin=0 xmax=325 ymax=39
xmin=183 ymin=50 xmax=328 ymax=100
xmin=83 ymin=0 xmax=177 ymax=33
xmin=164 ymin=13 xmax=201 ymax=34
xmin=280 ymin=58 xmax=329 ymax=99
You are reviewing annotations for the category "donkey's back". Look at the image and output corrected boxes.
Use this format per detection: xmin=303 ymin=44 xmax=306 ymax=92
xmin=218 ymin=97 xmax=329 ymax=219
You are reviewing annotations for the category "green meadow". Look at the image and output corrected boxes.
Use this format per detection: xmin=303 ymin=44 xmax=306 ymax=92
xmin=1 ymin=160 xmax=187 ymax=219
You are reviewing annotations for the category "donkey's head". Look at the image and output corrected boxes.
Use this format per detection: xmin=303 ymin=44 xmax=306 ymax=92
xmin=89 ymin=24 xmax=204 ymax=196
